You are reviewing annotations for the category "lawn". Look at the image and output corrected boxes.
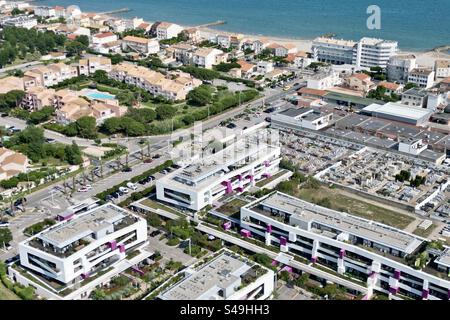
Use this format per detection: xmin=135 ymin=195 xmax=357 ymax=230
xmin=256 ymin=170 xmax=288 ymax=188
xmin=216 ymin=198 xmax=249 ymax=217
xmin=0 ymin=282 xmax=19 ymax=300
xmin=140 ymin=198 xmax=182 ymax=216
xmin=294 ymin=185 xmax=414 ymax=229
xmin=413 ymin=223 xmax=437 ymax=238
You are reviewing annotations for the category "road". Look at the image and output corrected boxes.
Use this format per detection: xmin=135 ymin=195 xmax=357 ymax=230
xmin=0 ymin=61 xmax=43 ymax=75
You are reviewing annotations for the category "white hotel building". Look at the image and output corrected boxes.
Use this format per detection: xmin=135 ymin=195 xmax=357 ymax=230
xmin=239 ymin=192 xmax=450 ymax=300
xmin=18 ymin=204 xmax=147 ymax=284
xmin=156 ymin=135 xmax=281 ymax=211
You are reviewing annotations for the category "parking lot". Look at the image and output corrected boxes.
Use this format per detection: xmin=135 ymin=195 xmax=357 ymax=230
xmin=274 ymin=282 xmax=318 ymax=300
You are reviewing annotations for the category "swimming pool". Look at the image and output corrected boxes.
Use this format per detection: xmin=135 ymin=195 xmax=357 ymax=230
xmin=84 ymin=91 xmax=116 ymax=100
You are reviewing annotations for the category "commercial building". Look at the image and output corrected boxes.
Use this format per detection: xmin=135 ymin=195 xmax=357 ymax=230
xmin=271 ymin=107 xmax=333 ymax=131
xmin=18 ymin=203 xmax=147 ymax=284
xmin=408 ymin=68 xmax=435 ymax=89
xmin=121 ymin=36 xmax=160 ymax=56
xmin=362 ymin=102 xmax=432 ymax=125
xmin=240 ymin=191 xmax=450 ymax=300
xmin=158 ymin=250 xmax=275 ymax=300
xmin=387 ymin=54 xmax=417 ymax=83
xmin=156 ymin=133 xmax=281 ymax=211
xmin=0 ymin=15 xmax=37 ymax=29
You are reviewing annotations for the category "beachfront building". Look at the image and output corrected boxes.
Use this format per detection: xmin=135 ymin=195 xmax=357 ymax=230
xmin=271 ymin=107 xmax=333 ymax=131
xmin=108 ymin=63 xmax=201 ymax=101
xmin=0 ymin=148 xmax=29 ymax=181
xmin=312 ymin=37 xmax=356 ymax=65
xmin=156 ymin=22 xmax=183 ymax=40
xmin=121 ymin=36 xmax=160 ymax=56
xmin=435 ymin=60 xmax=450 ymax=79
xmin=158 ymin=250 xmax=275 ymax=300
xmin=33 ymin=6 xmax=57 ymax=18
xmin=156 ymin=133 xmax=282 ymax=211
xmin=77 ymin=56 xmax=112 ymax=76
xmin=17 ymin=204 xmax=147 ymax=284
xmin=353 ymin=37 xmax=398 ymax=69
xmin=408 ymin=68 xmax=435 ymax=89
xmin=312 ymin=37 xmax=398 ymax=68
xmin=242 ymin=39 xmax=271 ymax=54
xmin=24 ymin=63 xmax=78 ymax=88
xmin=386 ymin=54 xmax=417 ymax=83
xmin=266 ymin=43 xmax=298 ymax=57
xmin=192 ymin=47 xmax=226 ymax=69
xmin=239 ymin=191 xmax=450 ymax=300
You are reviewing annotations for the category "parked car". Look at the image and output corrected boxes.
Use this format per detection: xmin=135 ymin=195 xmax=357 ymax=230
xmin=121 ymin=166 xmax=132 ymax=172
xmin=144 ymin=158 xmax=153 ymax=163
xmin=152 ymin=154 xmax=161 ymax=159
xmin=226 ymin=123 xmax=237 ymax=129
xmin=126 ymin=182 xmax=138 ymax=190
xmin=118 ymin=186 xmax=129 ymax=194
xmin=150 ymin=230 xmax=161 ymax=237
xmin=138 ymin=179 xmax=147 ymax=185
xmin=0 ymin=221 xmax=10 ymax=228
xmin=105 ymin=195 xmax=114 ymax=202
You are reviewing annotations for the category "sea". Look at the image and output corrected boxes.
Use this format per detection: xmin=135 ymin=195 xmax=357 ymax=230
xmin=34 ymin=0 xmax=450 ymax=52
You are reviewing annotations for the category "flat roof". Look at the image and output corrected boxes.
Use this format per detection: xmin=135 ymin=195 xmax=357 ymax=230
xmin=435 ymin=249 xmax=450 ymax=268
xmin=251 ymin=192 xmax=423 ymax=254
xmin=363 ymin=103 xmax=432 ymax=121
xmin=324 ymin=92 xmax=384 ymax=106
xmin=38 ymin=204 xmax=128 ymax=248
xmin=159 ymin=251 xmax=257 ymax=300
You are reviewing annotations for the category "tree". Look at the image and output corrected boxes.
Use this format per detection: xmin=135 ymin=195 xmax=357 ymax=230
xmin=101 ymin=117 xmax=123 ymax=135
xmin=11 ymin=8 xmax=24 ymax=16
xmin=0 ymin=90 xmax=26 ymax=112
xmin=64 ymin=142 xmax=83 ymax=165
xmin=156 ymin=105 xmax=176 ymax=120
xmin=0 ymin=228 xmax=12 ymax=247
xmin=65 ymin=41 xmax=87 ymax=56
xmin=187 ymin=85 xmax=214 ymax=106
xmin=110 ymin=54 xmax=123 ymax=65
xmin=75 ymin=35 xmax=89 ymax=47
xmin=404 ymin=83 xmax=417 ymax=90
xmin=146 ymin=213 xmax=162 ymax=227
xmin=75 ymin=116 xmax=97 ymax=139
xmin=126 ymin=108 xmax=156 ymax=123
xmin=28 ymin=106 xmax=54 ymax=124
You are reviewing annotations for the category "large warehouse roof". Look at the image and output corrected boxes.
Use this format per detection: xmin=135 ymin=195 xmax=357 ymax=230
xmin=363 ymin=102 xmax=432 ymax=122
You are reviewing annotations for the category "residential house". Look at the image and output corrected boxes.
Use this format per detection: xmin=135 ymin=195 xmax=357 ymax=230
xmin=236 ymin=60 xmax=257 ymax=79
xmin=345 ymin=73 xmax=375 ymax=93
xmin=122 ymin=36 xmax=160 ymax=56
xmin=307 ymin=70 xmax=341 ymax=90
xmin=378 ymin=81 xmax=402 ymax=95
xmin=435 ymin=60 xmax=450 ymax=79
xmin=192 ymin=48 xmax=225 ymax=69
xmin=0 ymin=76 xmax=24 ymax=94
xmin=257 ymin=61 xmax=274 ymax=74
xmin=408 ymin=68 xmax=435 ymax=89
xmin=21 ymin=87 xmax=56 ymax=111
xmin=266 ymin=43 xmax=298 ymax=57
xmin=77 ymin=56 xmax=112 ymax=76
xmin=137 ymin=22 xmax=152 ymax=33
xmin=91 ymin=32 xmax=118 ymax=46
xmin=401 ymin=88 xmax=428 ymax=108
xmin=156 ymin=22 xmax=183 ymax=40
xmin=0 ymin=148 xmax=29 ymax=181
xmin=166 ymin=43 xmax=195 ymax=65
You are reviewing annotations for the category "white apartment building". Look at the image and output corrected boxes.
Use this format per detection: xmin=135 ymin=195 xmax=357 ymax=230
xmin=156 ymin=133 xmax=282 ymax=211
xmin=353 ymin=37 xmax=398 ymax=68
xmin=159 ymin=250 xmax=275 ymax=300
xmin=18 ymin=204 xmax=147 ymax=284
xmin=435 ymin=60 xmax=450 ymax=79
xmin=240 ymin=192 xmax=450 ymax=300
xmin=271 ymin=107 xmax=333 ymax=131
xmin=24 ymin=63 xmax=78 ymax=87
xmin=408 ymin=68 xmax=435 ymax=89
xmin=33 ymin=6 xmax=56 ymax=18
xmin=306 ymin=70 xmax=341 ymax=90
xmin=1 ymin=15 xmax=37 ymax=29
xmin=91 ymin=32 xmax=118 ymax=45
xmin=312 ymin=37 xmax=356 ymax=65
xmin=192 ymin=47 xmax=225 ymax=69
xmin=156 ymin=22 xmax=183 ymax=40
xmin=77 ymin=56 xmax=112 ymax=76
xmin=257 ymin=61 xmax=274 ymax=74
xmin=387 ymin=54 xmax=417 ymax=83
xmin=312 ymin=37 xmax=398 ymax=68
xmin=122 ymin=36 xmax=160 ymax=56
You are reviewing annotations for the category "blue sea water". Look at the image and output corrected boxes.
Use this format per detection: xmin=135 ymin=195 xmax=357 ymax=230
xmin=35 ymin=0 xmax=450 ymax=51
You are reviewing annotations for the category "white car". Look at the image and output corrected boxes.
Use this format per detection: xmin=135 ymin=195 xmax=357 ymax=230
xmin=77 ymin=185 xmax=92 ymax=192
xmin=119 ymin=186 xmax=129 ymax=194
xmin=0 ymin=222 xmax=10 ymax=228
xmin=126 ymin=182 xmax=138 ymax=190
